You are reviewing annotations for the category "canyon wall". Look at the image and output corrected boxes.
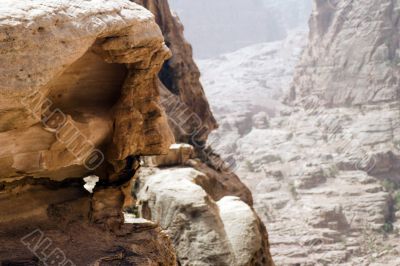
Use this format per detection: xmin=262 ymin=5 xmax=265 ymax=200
xmin=133 ymin=1 xmax=275 ymax=265
xmin=134 ymin=0 xmax=218 ymax=144
xmin=201 ymin=0 xmax=400 ymax=264
xmin=290 ymin=0 xmax=400 ymax=106
xmin=0 ymin=0 xmax=274 ymax=265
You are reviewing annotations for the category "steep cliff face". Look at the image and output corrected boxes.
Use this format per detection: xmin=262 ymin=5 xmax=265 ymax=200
xmin=130 ymin=1 xmax=275 ymax=265
xmin=134 ymin=0 xmax=218 ymax=144
xmin=200 ymin=0 xmax=400 ymax=265
xmin=272 ymin=0 xmax=400 ymax=264
xmin=290 ymin=0 xmax=400 ymax=106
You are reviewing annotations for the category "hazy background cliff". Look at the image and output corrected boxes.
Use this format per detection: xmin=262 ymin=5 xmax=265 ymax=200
xmin=169 ymin=0 xmax=312 ymax=58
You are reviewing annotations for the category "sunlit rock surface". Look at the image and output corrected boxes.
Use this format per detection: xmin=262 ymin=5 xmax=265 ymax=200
xmin=0 ymin=0 xmax=176 ymax=264
xmin=0 ymin=0 xmax=275 ymax=265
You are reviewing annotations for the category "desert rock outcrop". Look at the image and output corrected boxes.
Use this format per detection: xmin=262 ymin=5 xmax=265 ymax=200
xmin=134 ymin=0 xmax=218 ymax=144
xmin=0 ymin=0 xmax=176 ymax=264
xmin=135 ymin=145 xmax=274 ymax=266
xmin=0 ymin=0 xmax=275 ymax=265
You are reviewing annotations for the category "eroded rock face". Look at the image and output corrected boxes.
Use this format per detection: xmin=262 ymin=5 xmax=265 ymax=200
xmin=217 ymin=196 xmax=263 ymax=265
xmin=1 ymin=1 xmax=275 ymax=265
xmin=290 ymin=0 xmax=400 ymax=106
xmin=136 ymin=168 xmax=236 ymax=266
xmin=200 ymin=0 xmax=400 ymax=264
xmin=143 ymin=143 xmax=254 ymax=206
xmin=0 ymin=0 xmax=174 ymax=182
xmin=135 ymin=143 xmax=274 ymax=265
xmin=0 ymin=0 xmax=176 ymax=264
xmin=0 ymin=178 xmax=176 ymax=265
xmin=135 ymin=167 xmax=274 ymax=266
xmin=134 ymin=0 xmax=218 ymax=144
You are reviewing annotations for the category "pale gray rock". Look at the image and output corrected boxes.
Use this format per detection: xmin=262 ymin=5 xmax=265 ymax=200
xmin=135 ymin=167 xmax=236 ymax=266
xmin=200 ymin=0 xmax=400 ymax=264
xmin=135 ymin=167 xmax=271 ymax=266
xmin=217 ymin=196 xmax=263 ymax=266
xmin=290 ymin=0 xmax=400 ymax=106
xmin=252 ymin=112 xmax=270 ymax=129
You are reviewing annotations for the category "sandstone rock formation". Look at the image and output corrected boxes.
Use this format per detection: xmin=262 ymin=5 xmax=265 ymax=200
xmin=0 ymin=0 xmax=175 ymax=181
xmin=134 ymin=0 xmax=218 ymax=144
xmin=127 ymin=3 xmax=276 ymax=263
xmin=0 ymin=0 xmax=177 ymax=264
xmin=135 ymin=146 xmax=274 ymax=266
xmin=1 ymin=178 xmax=177 ymax=265
xmin=136 ymin=167 xmax=237 ymax=266
xmin=0 ymin=1 xmax=275 ymax=265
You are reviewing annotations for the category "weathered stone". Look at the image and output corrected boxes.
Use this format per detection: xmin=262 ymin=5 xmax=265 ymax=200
xmin=290 ymin=0 xmax=400 ymax=107
xmin=143 ymin=143 xmax=194 ymax=167
xmin=0 ymin=178 xmax=176 ymax=265
xmin=0 ymin=0 xmax=174 ymax=183
xmin=134 ymin=0 xmax=218 ymax=144
xmin=0 ymin=0 xmax=275 ymax=265
xmin=217 ymin=196 xmax=263 ymax=265
xmin=0 ymin=0 xmax=177 ymax=264
xmin=135 ymin=167 xmax=273 ymax=266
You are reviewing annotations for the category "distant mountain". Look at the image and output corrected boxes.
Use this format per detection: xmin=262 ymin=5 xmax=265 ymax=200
xmin=201 ymin=0 xmax=400 ymax=264
xmin=262 ymin=0 xmax=312 ymax=30
xmin=169 ymin=0 xmax=312 ymax=58
xmin=168 ymin=0 xmax=284 ymax=58
xmin=198 ymin=29 xmax=308 ymax=163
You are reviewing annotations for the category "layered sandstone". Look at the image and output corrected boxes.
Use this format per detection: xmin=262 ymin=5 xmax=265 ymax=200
xmin=134 ymin=0 xmax=218 ymax=144
xmin=0 ymin=0 xmax=174 ymax=181
xmin=0 ymin=178 xmax=176 ymax=265
xmin=0 ymin=0 xmax=176 ymax=264
xmin=0 ymin=1 xmax=276 ymax=265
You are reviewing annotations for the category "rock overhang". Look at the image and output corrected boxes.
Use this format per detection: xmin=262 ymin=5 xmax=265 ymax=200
xmin=0 ymin=0 xmax=175 ymax=183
